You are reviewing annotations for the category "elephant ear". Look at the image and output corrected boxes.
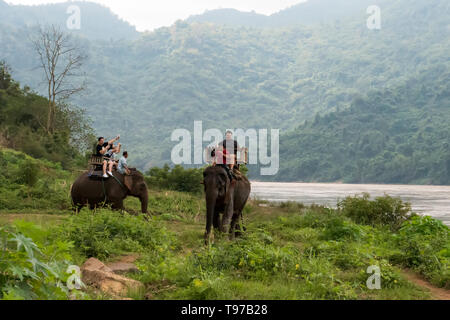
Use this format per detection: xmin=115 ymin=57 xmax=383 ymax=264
xmin=124 ymin=175 xmax=133 ymax=191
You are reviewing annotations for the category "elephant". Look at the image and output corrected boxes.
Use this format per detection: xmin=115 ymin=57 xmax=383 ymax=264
xmin=71 ymin=169 xmax=149 ymax=214
xmin=203 ymin=165 xmax=251 ymax=243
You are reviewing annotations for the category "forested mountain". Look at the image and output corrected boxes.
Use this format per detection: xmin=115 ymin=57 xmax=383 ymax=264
xmin=0 ymin=0 xmax=449 ymax=182
xmin=0 ymin=63 xmax=92 ymax=167
xmin=0 ymin=0 xmax=138 ymax=40
xmin=186 ymin=9 xmax=268 ymax=28
xmin=187 ymin=0 xmax=376 ymax=27
xmin=267 ymin=68 xmax=450 ymax=184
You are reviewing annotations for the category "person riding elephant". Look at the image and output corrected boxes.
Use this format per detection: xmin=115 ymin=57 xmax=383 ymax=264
xmin=218 ymin=130 xmax=240 ymax=171
xmin=202 ymin=164 xmax=251 ymax=243
xmin=96 ymin=135 xmax=120 ymax=178
xmin=71 ymin=168 xmax=148 ymax=214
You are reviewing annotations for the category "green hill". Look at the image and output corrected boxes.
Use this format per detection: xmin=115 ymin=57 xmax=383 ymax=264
xmin=0 ymin=147 xmax=73 ymax=210
xmin=0 ymin=62 xmax=92 ymax=167
xmin=187 ymin=0 xmax=376 ymax=27
xmin=0 ymin=0 xmax=449 ymax=178
xmin=0 ymin=0 xmax=138 ymax=40
xmin=270 ymin=68 xmax=450 ymax=184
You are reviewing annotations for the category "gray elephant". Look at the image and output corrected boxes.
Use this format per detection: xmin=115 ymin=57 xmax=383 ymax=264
xmin=203 ymin=165 xmax=251 ymax=243
xmin=71 ymin=169 xmax=148 ymax=214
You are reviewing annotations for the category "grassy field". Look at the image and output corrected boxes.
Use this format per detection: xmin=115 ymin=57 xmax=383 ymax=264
xmin=0 ymin=148 xmax=448 ymax=300
xmin=1 ymin=188 xmax=448 ymax=300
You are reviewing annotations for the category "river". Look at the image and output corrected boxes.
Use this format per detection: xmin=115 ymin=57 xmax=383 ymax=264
xmin=250 ymin=182 xmax=450 ymax=226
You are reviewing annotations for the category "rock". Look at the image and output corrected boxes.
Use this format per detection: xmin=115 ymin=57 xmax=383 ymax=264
xmin=82 ymin=257 xmax=113 ymax=273
xmin=81 ymin=258 xmax=144 ymax=297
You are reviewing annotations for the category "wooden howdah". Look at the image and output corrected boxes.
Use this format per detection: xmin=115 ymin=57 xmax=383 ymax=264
xmin=88 ymin=155 xmax=105 ymax=171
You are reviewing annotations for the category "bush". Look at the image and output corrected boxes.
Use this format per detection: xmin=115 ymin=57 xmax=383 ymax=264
xmin=17 ymin=159 xmax=40 ymax=187
xmin=146 ymin=164 xmax=203 ymax=194
xmin=320 ymin=217 xmax=364 ymax=242
xmin=191 ymin=231 xmax=299 ymax=280
xmin=0 ymin=149 xmax=73 ymax=210
xmin=0 ymin=222 xmax=84 ymax=300
xmin=338 ymin=193 xmax=413 ymax=230
xmin=392 ymin=216 xmax=449 ymax=288
xmin=55 ymin=209 xmax=176 ymax=260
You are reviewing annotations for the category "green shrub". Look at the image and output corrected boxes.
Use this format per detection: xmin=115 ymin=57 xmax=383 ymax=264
xmin=17 ymin=160 xmax=40 ymax=187
xmin=0 ymin=222 xmax=85 ymax=300
xmin=357 ymin=259 xmax=404 ymax=289
xmin=191 ymin=232 xmax=299 ymax=280
xmin=392 ymin=216 xmax=449 ymax=288
xmin=0 ymin=149 xmax=72 ymax=210
xmin=320 ymin=217 xmax=364 ymax=241
xmin=338 ymin=193 xmax=413 ymax=230
xmin=146 ymin=164 xmax=203 ymax=194
xmin=148 ymin=190 xmax=204 ymax=221
xmin=55 ymin=209 xmax=176 ymax=260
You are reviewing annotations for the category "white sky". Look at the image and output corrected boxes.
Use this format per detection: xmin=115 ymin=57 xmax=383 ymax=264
xmin=6 ymin=0 xmax=307 ymax=31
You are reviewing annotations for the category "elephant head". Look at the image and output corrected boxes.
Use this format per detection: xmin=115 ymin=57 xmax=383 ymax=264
xmin=203 ymin=165 xmax=231 ymax=239
xmin=123 ymin=169 xmax=149 ymax=214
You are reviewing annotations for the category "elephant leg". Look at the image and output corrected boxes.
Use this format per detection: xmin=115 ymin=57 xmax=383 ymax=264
xmin=221 ymin=186 xmax=235 ymax=234
xmin=111 ymin=199 xmax=124 ymax=211
xmin=221 ymin=204 xmax=233 ymax=234
xmin=213 ymin=210 xmax=221 ymax=231
xmin=229 ymin=213 xmax=240 ymax=240
xmin=204 ymin=213 xmax=214 ymax=245
xmin=204 ymin=205 xmax=215 ymax=245
xmin=75 ymin=204 xmax=83 ymax=214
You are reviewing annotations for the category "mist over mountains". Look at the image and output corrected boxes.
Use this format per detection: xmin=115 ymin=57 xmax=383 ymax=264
xmin=187 ymin=0 xmax=377 ymax=28
xmin=0 ymin=0 xmax=449 ymax=183
xmin=0 ymin=0 xmax=139 ymax=40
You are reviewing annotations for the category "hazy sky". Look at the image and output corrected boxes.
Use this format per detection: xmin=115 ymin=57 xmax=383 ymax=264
xmin=6 ymin=0 xmax=307 ymax=31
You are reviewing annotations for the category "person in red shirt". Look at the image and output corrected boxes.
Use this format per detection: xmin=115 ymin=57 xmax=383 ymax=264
xmin=218 ymin=130 xmax=239 ymax=170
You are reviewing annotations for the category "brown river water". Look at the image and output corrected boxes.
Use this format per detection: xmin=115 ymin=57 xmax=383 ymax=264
xmin=250 ymin=182 xmax=450 ymax=226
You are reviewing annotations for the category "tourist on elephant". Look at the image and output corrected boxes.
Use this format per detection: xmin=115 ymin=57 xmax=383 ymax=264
xmin=118 ymin=151 xmax=130 ymax=175
xmin=213 ymin=145 xmax=234 ymax=182
xmin=96 ymin=135 xmax=120 ymax=178
xmin=107 ymin=143 xmax=121 ymax=176
xmin=219 ymin=130 xmax=239 ymax=171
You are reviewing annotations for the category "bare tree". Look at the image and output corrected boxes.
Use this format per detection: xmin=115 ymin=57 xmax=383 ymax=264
xmin=32 ymin=25 xmax=86 ymax=134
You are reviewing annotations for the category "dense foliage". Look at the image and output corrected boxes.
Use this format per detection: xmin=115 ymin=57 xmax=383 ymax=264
xmin=271 ymin=69 xmax=450 ymax=184
xmin=0 ymin=0 xmax=138 ymax=40
xmin=1 ymin=0 xmax=448 ymax=178
xmin=338 ymin=193 xmax=414 ymax=231
xmin=0 ymin=63 xmax=93 ymax=168
xmin=146 ymin=164 xmax=204 ymax=194
xmin=131 ymin=195 xmax=449 ymax=299
xmin=394 ymin=216 xmax=449 ymax=288
xmin=55 ymin=209 xmax=175 ymax=261
xmin=0 ymin=221 xmax=85 ymax=300
xmin=0 ymin=157 xmax=448 ymax=299
xmin=0 ymin=148 xmax=73 ymax=210
xmin=187 ymin=0 xmax=375 ymax=28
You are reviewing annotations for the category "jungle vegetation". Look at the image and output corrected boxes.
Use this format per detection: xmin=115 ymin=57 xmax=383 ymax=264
xmin=0 ymin=150 xmax=448 ymax=300
xmin=0 ymin=0 xmax=448 ymax=184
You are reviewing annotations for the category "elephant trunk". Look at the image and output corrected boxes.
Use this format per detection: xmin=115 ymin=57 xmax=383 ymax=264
xmin=140 ymin=191 xmax=149 ymax=214
xmin=205 ymin=188 xmax=218 ymax=241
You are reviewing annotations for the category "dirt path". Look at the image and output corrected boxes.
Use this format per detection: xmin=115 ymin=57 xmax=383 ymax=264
xmin=402 ymin=269 xmax=450 ymax=300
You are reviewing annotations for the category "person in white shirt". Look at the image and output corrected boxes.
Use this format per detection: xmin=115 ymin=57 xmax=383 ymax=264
xmin=117 ymin=151 xmax=130 ymax=175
